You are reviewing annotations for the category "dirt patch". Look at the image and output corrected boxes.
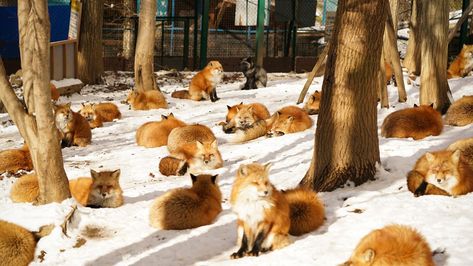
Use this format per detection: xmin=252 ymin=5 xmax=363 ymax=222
xmin=80 ymin=225 xmax=114 ymax=239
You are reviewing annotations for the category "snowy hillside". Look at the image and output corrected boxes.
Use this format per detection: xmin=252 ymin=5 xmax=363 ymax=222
xmin=1 ymin=71 xmax=472 ymax=266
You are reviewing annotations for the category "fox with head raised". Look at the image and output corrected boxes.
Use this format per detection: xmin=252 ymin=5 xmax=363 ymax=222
xmin=54 ymin=103 xmax=92 ymax=147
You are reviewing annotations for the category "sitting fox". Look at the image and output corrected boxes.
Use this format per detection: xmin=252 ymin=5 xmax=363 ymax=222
xmin=54 ymin=103 xmax=92 ymax=148
xmin=266 ymin=106 xmax=313 ymax=137
xmin=10 ymin=170 xmax=123 ymax=208
xmin=126 ymin=90 xmax=168 ymax=110
xmin=341 ymin=224 xmax=434 ymax=266
xmin=79 ymin=102 xmax=121 ymax=129
xmin=448 ymin=44 xmax=473 ymax=78
xmin=171 ymin=61 xmax=224 ymax=102
xmin=0 ymin=144 xmax=33 ymax=174
xmin=444 ymin=95 xmax=473 ymax=126
xmin=136 ymin=113 xmax=186 ymax=148
xmin=149 ymin=174 xmax=222 ymax=230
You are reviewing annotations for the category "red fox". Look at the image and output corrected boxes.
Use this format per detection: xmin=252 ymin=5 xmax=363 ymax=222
xmin=126 ymin=90 xmax=168 ymax=110
xmin=0 ymin=144 xmax=33 ymax=174
xmin=341 ymin=224 xmax=434 ymax=266
xmin=149 ymin=174 xmax=222 ymax=229
xmin=282 ymin=188 xmax=325 ymax=236
xmin=54 ymin=103 xmax=92 ymax=147
xmin=444 ymin=95 xmax=473 ymax=126
xmin=303 ymin=90 xmax=321 ymax=115
xmin=222 ymin=102 xmax=270 ymax=133
xmin=79 ymin=102 xmax=121 ymax=129
xmin=158 ymin=156 xmax=189 ymax=176
xmin=381 ymin=104 xmax=443 ymax=140
xmin=0 ymin=220 xmax=37 ymax=266
xmin=10 ymin=170 xmax=123 ymax=207
xmin=230 ymin=163 xmax=291 ymax=258
xmin=448 ymin=137 xmax=473 ymax=164
xmin=448 ymin=44 xmax=473 ymax=78
xmin=225 ymin=105 xmax=269 ymax=143
xmin=407 ymin=150 xmax=473 ymax=197
xmin=266 ymin=106 xmax=313 ymax=137
xmin=163 ymin=124 xmax=223 ymax=173
xmin=171 ymin=61 xmax=224 ymax=102
xmin=136 ymin=113 xmax=186 ymax=148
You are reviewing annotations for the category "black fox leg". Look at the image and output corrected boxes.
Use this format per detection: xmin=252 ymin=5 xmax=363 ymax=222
xmin=231 ymin=232 xmax=249 ymax=259
xmin=248 ymin=231 xmax=265 ymax=256
xmin=414 ymin=181 xmax=428 ymax=197
xmin=210 ymin=89 xmax=220 ymax=102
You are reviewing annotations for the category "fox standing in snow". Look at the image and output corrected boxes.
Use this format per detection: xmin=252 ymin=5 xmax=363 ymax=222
xmin=407 ymin=149 xmax=473 ymax=197
xmin=149 ymin=174 xmax=222 ymax=230
xmin=230 ymin=163 xmax=291 ymax=258
xmin=136 ymin=113 xmax=186 ymax=148
xmin=79 ymin=102 xmax=121 ymax=129
xmin=341 ymin=224 xmax=434 ymax=266
xmin=444 ymin=95 xmax=473 ymax=126
xmin=54 ymin=103 xmax=92 ymax=147
xmin=171 ymin=61 xmax=223 ymax=102
xmin=10 ymin=170 xmax=123 ymax=208
xmin=448 ymin=44 xmax=473 ymax=78
xmin=266 ymin=106 xmax=313 ymax=137
xmin=222 ymin=102 xmax=270 ymax=133
xmin=240 ymin=57 xmax=267 ymax=90
xmin=303 ymin=90 xmax=321 ymax=115
xmin=159 ymin=124 xmax=223 ymax=176
xmin=381 ymin=104 xmax=443 ymax=140
xmin=126 ymin=89 xmax=168 ymax=110
xmin=0 ymin=144 xmax=33 ymax=174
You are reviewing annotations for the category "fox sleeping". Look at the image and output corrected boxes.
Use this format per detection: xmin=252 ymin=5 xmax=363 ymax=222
xmin=79 ymin=102 xmax=121 ymax=129
xmin=266 ymin=106 xmax=313 ymax=137
xmin=0 ymin=144 xmax=33 ymax=174
xmin=126 ymin=90 xmax=168 ymax=111
xmin=136 ymin=113 xmax=186 ymax=148
xmin=444 ymin=95 xmax=473 ymax=126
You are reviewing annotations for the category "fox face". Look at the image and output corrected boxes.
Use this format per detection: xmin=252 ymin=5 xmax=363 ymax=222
xmin=425 ymin=150 xmax=461 ymax=192
xmin=340 ymin=248 xmax=376 ymax=266
xmin=236 ymin=163 xmax=273 ymax=199
xmin=304 ymin=91 xmax=321 ymax=115
xmin=54 ymin=103 xmax=73 ymax=132
xmin=460 ymin=44 xmax=473 ymax=60
xmin=89 ymin=169 xmax=121 ymax=200
xmin=240 ymin=57 xmax=254 ymax=72
xmin=126 ymin=90 xmax=139 ymax=106
xmin=208 ymin=61 xmax=224 ymax=84
xmin=234 ymin=106 xmax=257 ymax=129
xmin=193 ymin=140 xmax=222 ymax=170
xmin=79 ymin=103 xmax=96 ymax=122
xmin=268 ymin=113 xmax=294 ymax=137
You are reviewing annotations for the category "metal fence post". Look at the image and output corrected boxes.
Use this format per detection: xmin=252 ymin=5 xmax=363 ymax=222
xmin=183 ymin=18 xmax=189 ymax=69
xmin=200 ymin=0 xmax=210 ymax=69
xmin=255 ymin=0 xmax=265 ymax=68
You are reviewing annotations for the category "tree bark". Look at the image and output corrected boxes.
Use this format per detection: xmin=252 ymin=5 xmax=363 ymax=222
xmin=419 ymin=0 xmax=451 ymax=113
xmin=0 ymin=0 xmax=70 ymax=204
xmin=134 ymin=0 xmax=159 ymax=91
xmin=77 ymin=0 xmax=104 ymax=85
xmin=300 ymin=0 xmax=384 ymax=191
xmin=122 ymin=0 xmax=136 ymax=69
xmin=404 ymin=0 xmax=421 ymax=76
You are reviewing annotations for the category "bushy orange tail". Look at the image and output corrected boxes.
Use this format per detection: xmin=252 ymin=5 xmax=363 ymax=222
xmin=283 ymin=188 xmax=325 ymax=236
xmin=159 ymin=156 xmax=188 ymax=176
xmin=171 ymin=90 xmax=191 ymax=99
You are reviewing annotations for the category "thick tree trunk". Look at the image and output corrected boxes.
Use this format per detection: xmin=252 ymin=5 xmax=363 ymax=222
xmin=300 ymin=0 xmax=384 ymax=191
xmin=0 ymin=0 xmax=70 ymax=204
xmin=404 ymin=0 xmax=421 ymax=76
xmin=419 ymin=0 xmax=451 ymax=113
xmin=122 ymin=0 xmax=136 ymax=69
xmin=77 ymin=0 xmax=104 ymax=85
xmin=134 ymin=0 xmax=159 ymax=91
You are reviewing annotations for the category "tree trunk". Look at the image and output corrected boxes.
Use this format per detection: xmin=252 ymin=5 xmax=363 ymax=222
xmin=404 ymin=0 xmax=421 ymax=76
xmin=419 ymin=0 xmax=451 ymax=113
xmin=300 ymin=0 xmax=385 ymax=191
xmin=77 ymin=0 xmax=104 ymax=85
xmin=122 ymin=0 xmax=136 ymax=69
xmin=134 ymin=0 xmax=159 ymax=91
xmin=0 ymin=0 xmax=70 ymax=204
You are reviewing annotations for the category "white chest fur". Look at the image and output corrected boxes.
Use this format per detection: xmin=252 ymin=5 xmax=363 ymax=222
xmin=232 ymin=187 xmax=274 ymax=230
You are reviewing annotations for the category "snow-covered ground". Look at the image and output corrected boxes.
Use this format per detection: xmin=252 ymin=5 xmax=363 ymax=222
xmin=1 ymin=71 xmax=472 ymax=266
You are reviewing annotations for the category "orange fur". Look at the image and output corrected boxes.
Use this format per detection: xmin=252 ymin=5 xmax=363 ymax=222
xmin=230 ymin=163 xmax=291 ymax=258
xmin=303 ymin=90 xmax=321 ymax=115
xmin=136 ymin=113 xmax=186 ymax=148
xmin=50 ymin=83 xmax=60 ymax=101
xmin=10 ymin=174 xmax=40 ymax=203
xmin=225 ymin=102 xmax=270 ymax=123
xmin=54 ymin=103 xmax=92 ymax=147
xmin=282 ymin=188 xmax=325 ymax=236
xmin=171 ymin=61 xmax=224 ymax=102
xmin=385 ymin=62 xmax=393 ymax=83
xmin=0 ymin=220 xmax=37 ymax=266
xmin=126 ymin=90 xmax=168 ymax=110
xmin=444 ymin=95 xmax=473 ymax=126
xmin=158 ymin=156 xmax=189 ymax=176
xmin=149 ymin=174 xmax=222 ymax=229
xmin=0 ymin=144 xmax=33 ymax=174
xmin=79 ymin=102 xmax=121 ymax=129
xmin=448 ymin=44 xmax=473 ymax=78
xmin=165 ymin=124 xmax=223 ymax=171
xmin=222 ymin=102 xmax=270 ymax=134
xmin=381 ymin=104 xmax=443 ymax=140
xmin=407 ymin=150 xmax=473 ymax=197
xmin=342 ymin=225 xmax=434 ymax=266
xmin=266 ymin=106 xmax=313 ymax=137
xmin=448 ymin=137 xmax=473 ymax=165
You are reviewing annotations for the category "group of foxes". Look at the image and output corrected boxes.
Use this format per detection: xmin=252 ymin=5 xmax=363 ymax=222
xmin=2 ymin=53 xmax=473 ymax=265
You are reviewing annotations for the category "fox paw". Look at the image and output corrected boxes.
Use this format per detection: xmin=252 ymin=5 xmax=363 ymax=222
xmin=247 ymin=250 xmax=260 ymax=257
xmin=230 ymin=251 xmax=245 ymax=259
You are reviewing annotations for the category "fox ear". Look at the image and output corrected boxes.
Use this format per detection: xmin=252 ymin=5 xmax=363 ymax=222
xmin=161 ymin=114 xmax=168 ymax=120
xmin=190 ymin=174 xmax=198 ymax=183
xmin=81 ymin=102 xmax=85 ymax=107
xmin=451 ymin=150 xmax=461 ymax=164
xmin=239 ymin=165 xmax=248 ymax=176
xmin=111 ymin=169 xmax=121 ymax=179
xmin=208 ymin=61 xmax=214 ymax=67
xmin=211 ymin=139 xmax=218 ymax=149
xmin=248 ymin=105 xmax=254 ymax=112
xmin=429 ymin=103 xmax=434 ymax=108
xmin=413 ymin=104 xmax=418 ymax=108
xmin=236 ymin=106 xmax=240 ymax=112
xmin=65 ymin=102 xmax=71 ymax=109
xmin=90 ymin=169 xmax=98 ymax=179
xmin=362 ymin=249 xmax=375 ymax=263
xmin=288 ymin=116 xmax=295 ymax=122
xmin=211 ymin=174 xmax=218 ymax=184
xmin=168 ymin=113 xmax=174 ymax=118
xmin=309 ymin=95 xmax=315 ymax=101
xmin=425 ymin=152 xmax=435 ymax=162
xmin=196 ymin=141 xmax=204 ymax=150
xmin=227 ymin=105 xmax=232 ymax=110
xmin=264 ymin=162 xmax=272 ymax=173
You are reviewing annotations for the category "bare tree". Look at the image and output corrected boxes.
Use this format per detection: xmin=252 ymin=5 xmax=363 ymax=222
xmin=404 ymin=0 xmax=422 ymax=77
xmin=0 ymin=0 xmax=70 ymax=203
xmin=419 ymin=0 xmax=451 ymax=113
xmin=77 ymin=0 xmax=104 ymax=85
xmin=123 ymin=0 xmax=137 ymax=68
xmin=300 ymin=0 xmax=385 ymax=191
xmin=134 ymin=0 xmax=159 ymax=91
